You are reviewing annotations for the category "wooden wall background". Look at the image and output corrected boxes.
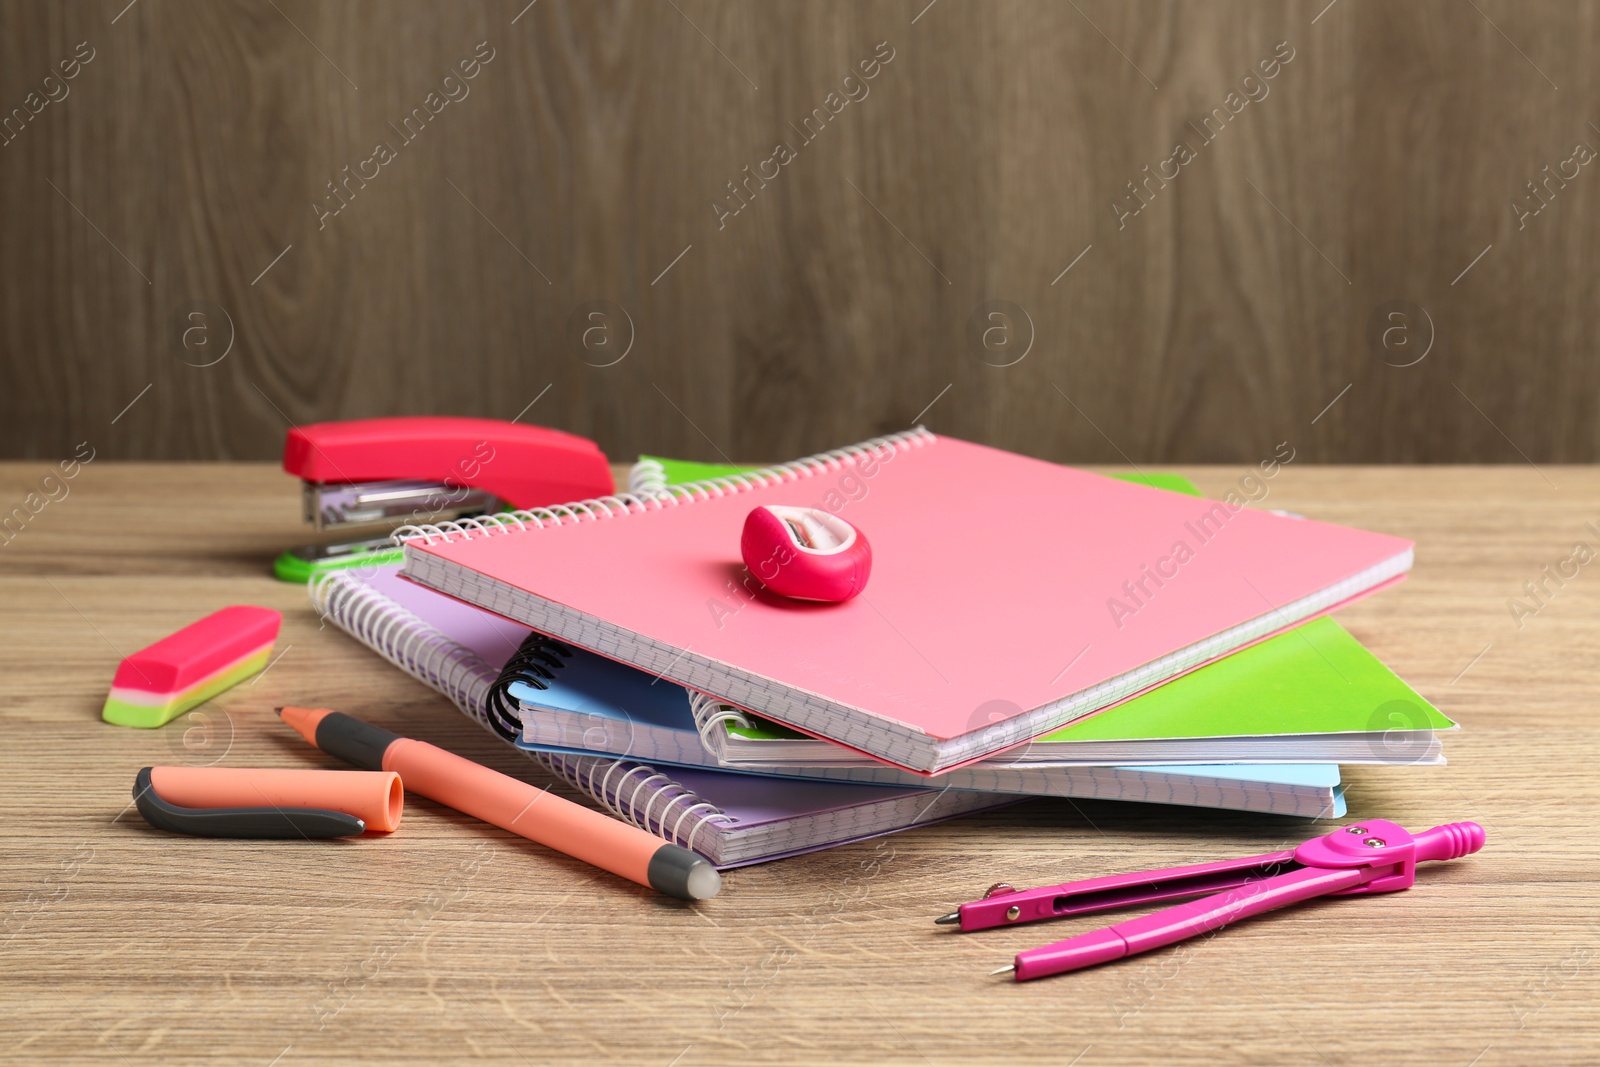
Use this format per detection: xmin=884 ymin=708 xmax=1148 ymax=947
xmin=1 ymin=0 xmax=1596 ymax=464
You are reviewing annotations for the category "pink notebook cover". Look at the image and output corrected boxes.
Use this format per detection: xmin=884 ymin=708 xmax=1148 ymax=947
xmin=399 ymin=431 xmax=1413 ymax=773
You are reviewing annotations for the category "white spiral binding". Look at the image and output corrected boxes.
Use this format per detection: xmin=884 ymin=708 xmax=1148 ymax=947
xmin=309 ymin=571 xmax=495 ymax=726
xmin=392 ymin=426 xmax=935 ymax=545
xmin=687 ymin=689 xmax=753 ymax=758
xmin=627 ymin=457 xmax=670 ymax=498
xmin=537 ymin=753 xmax=735 ymax=857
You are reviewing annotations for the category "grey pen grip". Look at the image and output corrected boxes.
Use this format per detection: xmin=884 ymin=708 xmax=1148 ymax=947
xmin=313 ymin=711 xmax=405 ymax=770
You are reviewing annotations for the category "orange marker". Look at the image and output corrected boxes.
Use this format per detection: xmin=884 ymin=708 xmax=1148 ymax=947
xmin=276 ymin=707 xmax=721 ymax=900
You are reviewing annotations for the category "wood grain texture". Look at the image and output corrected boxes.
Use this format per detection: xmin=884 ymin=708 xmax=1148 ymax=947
xmin=1 ymin=460 xmax=1598 ymax=1065
xmin=0 ymin=0 xmax=1596 ymax=464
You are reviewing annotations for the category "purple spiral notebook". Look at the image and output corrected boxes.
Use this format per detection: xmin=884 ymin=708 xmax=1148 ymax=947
xmin=312 ymin=566 xmax=1008 ymax=867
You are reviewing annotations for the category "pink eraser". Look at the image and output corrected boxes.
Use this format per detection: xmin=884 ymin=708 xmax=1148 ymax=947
xmin=102 ymin=606 xmax=282 ymax=728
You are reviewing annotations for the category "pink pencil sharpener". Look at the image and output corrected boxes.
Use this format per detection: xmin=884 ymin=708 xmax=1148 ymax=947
xmin=741 ymin=506 xmax=872 ymax=603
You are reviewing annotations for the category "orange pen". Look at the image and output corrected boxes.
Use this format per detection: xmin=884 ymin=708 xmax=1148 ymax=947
xmin=277 ymin=707 xmax=720 ymax=900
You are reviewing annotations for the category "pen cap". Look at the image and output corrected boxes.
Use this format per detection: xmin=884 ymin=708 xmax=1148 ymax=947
xmin=148 ymin=766 xmax=403 ymax=833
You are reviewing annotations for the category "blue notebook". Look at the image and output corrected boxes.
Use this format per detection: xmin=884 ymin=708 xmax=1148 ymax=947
xmin=505 ymin=656 xmax=1345 ymax=817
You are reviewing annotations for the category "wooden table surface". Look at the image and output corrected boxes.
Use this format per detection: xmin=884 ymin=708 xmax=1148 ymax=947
xmin=2 ymin=461 xmax=1597 ymax=1066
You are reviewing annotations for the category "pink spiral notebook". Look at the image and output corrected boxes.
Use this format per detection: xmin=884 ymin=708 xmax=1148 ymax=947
xmin=397 ymin=429 xmax=1413 ymax=774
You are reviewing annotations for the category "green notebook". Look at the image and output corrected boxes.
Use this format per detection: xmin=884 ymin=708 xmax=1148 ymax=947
xmin=632 ymin=456 xmax=1456 ymax=767
xmin=630 ymin=455 xmax=1201 ymax=500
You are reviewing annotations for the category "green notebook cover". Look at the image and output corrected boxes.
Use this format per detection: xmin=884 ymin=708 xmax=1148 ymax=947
xmin=632 ymin=455 xmax=1454 ymax=747
xmin=634 ymin=456 xmax=1197 ymax=499
xmin=634 ymin=456 xmax=760 ymax=487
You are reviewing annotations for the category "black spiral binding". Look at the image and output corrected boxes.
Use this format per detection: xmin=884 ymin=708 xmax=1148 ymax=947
xmin=485 ymin=633 xmax=575 ymax=740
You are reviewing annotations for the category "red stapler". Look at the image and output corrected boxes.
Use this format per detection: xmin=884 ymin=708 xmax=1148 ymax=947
xmin=275 ymin=416 xmax=613 ymax=582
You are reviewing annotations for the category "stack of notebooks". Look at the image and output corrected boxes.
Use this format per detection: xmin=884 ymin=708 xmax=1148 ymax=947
xmin=314 ymin=430 xmax=1454 ymax=869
